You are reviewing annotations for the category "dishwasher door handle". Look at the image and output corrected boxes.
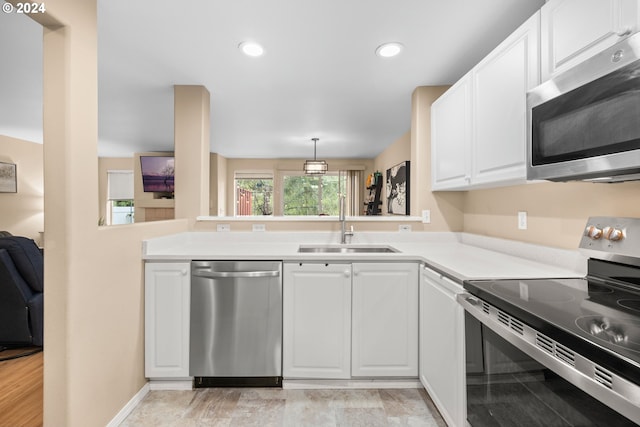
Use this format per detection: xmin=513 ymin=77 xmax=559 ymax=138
xmin=193 ymin=270 xmax=281 ymax=279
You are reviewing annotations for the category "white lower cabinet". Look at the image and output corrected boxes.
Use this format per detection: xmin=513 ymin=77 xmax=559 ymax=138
xmin=283 ymin=263 xmax=352 ymax=379
xmin=283 ymin=262 xmax=419 ymax=379
xmin=145 ymin=262 xmax=191 ymax=379
xmin=352 ymin=263 xmax=419 ymax=377
xmin=419 ymin=265 xmax=465 ymax=427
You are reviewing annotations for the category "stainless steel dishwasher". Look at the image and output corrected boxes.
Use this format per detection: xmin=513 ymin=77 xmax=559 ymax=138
xmin=190 ymin=260 xmax=282 ymax=387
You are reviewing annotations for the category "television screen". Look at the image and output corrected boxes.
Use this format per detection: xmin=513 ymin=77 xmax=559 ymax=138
xmin=140 ymin=156 xmax=175 ymax=193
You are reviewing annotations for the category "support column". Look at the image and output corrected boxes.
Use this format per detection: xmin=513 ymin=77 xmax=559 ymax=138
xmin=174 ymin=85 xmax=211 ymax=222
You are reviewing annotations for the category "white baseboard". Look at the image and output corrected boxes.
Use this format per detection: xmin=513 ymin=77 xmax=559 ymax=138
xmin=106 ymin=383 xmax=150 ymax=427
xmin=149 ymin=379 xmax=194 ymax=390
xmin=283 ymin=379 xmax=422 ymax=390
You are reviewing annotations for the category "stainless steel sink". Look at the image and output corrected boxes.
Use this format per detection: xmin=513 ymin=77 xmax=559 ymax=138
xmin=298 ymin=244 xmax=400 ymax=254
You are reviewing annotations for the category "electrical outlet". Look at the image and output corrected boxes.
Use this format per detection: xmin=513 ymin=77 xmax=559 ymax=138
xmin=518 ymin=211 xmax=527 ymax=230
xmin=252 ymin=224 xmax=266 ymax=232
xmin=399 ymin=224 xmax=412 ymax=232
xmin=217 ymin=224 xmax=231 ymax=232
xmin=422 ymin=210 xmax=431 ymax=224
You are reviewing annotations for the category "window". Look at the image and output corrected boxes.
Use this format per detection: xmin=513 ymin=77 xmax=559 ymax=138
xmin=281 ymin=171 xmax=349 ymax=216
xmin=235 ymin=172 xmax=274 ymax=216
xmin=107 ymin=170 xmax=134 ymax=225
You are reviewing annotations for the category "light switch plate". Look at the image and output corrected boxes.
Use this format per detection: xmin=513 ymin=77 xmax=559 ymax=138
xmin=399 ymin=224 xmax=412 ymax=232
xmin=252 ymin=224 xmax=266 ymax=232
xmin=518 ymin=211 xmax=527 ymax=230
xmin=422 ymin=210 xmax=431 ymax=224
xmin=217 ymin=224 xmax=231 ymax=232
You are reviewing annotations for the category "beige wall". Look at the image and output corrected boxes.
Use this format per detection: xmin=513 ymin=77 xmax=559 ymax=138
xmin=98 ymin=157 xmax=133 ymax=224
xmin=464 ymin=181 xmax=640 ymax=249
xmin=0 ymin=135 xmax=43 ymax=242
xmin=411 ymin=86 xmax=464 ymax=232
xmin=29 ymin=1 xmax=191 ymax=426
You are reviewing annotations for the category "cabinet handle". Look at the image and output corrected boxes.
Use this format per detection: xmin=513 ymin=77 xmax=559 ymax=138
xmin=353 ymin=270 xmax=359 ymax=276
xmin=181 ymin=269 xmax=188 ymax=276
xmin=344 ymin=270 xmax=351 ymax=277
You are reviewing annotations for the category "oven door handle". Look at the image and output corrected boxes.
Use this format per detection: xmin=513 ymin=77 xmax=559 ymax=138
xmin=457 ymin=292 xmax=493 ymax=326
xmin=457 ymin=292 xmax=482 ymax=309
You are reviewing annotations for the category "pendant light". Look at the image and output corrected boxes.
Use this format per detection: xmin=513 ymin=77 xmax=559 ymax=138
xmin=303 ymin=137 xmax=328 ymax=175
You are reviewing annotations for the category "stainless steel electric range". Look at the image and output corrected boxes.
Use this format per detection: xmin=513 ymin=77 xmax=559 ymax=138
xmin=459 ymin=217 xmax=640 ymax=426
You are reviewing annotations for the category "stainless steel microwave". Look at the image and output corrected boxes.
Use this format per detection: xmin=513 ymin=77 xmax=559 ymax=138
xmin=527 ymin=32 xmax=640 ymax=183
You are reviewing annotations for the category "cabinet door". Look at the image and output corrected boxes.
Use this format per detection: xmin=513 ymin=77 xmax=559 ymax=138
xmin=283 ymin=263 xmax=352 ymax=379
xmin=145 ymin=262 xmax=190 ymax=378
xmin=472 ymin=12 xmax=539 ymax=187
xmin=352 ymin=263 xmax=418 ymax=377
xmin=431 ymin=72 xmax=472 ymax=191
xmin=541 ymin=0 xmax=639 ymax=80
xmin=419 ymin=267 xmax=465 ymax=427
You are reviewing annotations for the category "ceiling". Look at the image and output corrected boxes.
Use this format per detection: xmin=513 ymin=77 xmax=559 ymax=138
xmin=0 ymin=0 xmax=544 ymax=159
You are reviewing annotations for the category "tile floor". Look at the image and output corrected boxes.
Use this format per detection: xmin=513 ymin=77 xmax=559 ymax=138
xmin=121 ymin=387 xmax=447 ymax=426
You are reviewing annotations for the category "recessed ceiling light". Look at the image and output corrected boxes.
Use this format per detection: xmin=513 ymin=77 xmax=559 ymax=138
xmin=239 ymin=41 xmax=264 ymax=57
xmin=375 ymin=42 xmax=404 ymax=58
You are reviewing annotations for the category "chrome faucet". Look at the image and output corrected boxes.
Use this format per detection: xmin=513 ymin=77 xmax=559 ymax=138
xmin=339 ymin=194 xmax=354 ymax=244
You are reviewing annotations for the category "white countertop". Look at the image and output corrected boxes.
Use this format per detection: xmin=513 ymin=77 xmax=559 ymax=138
xmin=143 ymin=231 xmax=586 ymax=283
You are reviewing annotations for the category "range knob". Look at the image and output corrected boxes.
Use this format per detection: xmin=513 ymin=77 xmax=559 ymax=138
xmin=603 ymin=226 xmax=624 ymax=242
xmin=585 ymin=225 xmax=603 ymax=240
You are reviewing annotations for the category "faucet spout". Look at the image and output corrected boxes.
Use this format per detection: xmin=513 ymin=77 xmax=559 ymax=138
xmin=339 ymin=194 xmax=354 ymax=244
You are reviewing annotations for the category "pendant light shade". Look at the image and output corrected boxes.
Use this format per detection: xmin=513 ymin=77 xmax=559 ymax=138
xmin=303 ymin=138 xmax=328 ymax=175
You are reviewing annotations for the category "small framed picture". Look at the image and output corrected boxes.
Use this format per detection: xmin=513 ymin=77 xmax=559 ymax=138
xmin=0 ymin=162 xmax=17 ymax=193
xmin=386 ymin=161 xmax=410 ymax=215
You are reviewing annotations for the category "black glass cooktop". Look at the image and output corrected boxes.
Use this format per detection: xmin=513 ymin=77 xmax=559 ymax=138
xmin=464 ymin=259 xmax=640 ymax=385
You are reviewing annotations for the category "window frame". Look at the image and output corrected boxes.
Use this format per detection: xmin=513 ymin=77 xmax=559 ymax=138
xmin=233 ymin=171 xmax=275 ymax=216
xmin=277 ymin=170 xmax=360 ymax=216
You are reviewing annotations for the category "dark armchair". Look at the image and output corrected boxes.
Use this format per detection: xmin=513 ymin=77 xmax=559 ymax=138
xmin=0 ymin=236 xmax=44 ymax=347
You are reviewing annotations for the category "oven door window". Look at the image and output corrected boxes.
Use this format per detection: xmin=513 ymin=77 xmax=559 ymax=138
xmin=531 ymin=59 xmax=640 ymax=166
xmin=465 ymin=313 xmax=636 ymax=426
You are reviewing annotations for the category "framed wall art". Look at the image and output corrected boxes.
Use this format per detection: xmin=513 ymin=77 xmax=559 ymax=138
xmin=0 ymin=162 xmax=17 ymax=193
xmin=386 ymin=160 xmax=409 ymax=215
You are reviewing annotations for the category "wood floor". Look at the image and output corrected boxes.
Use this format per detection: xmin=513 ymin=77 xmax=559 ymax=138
xmin=0 ymin=347 xmax=43 ymax=427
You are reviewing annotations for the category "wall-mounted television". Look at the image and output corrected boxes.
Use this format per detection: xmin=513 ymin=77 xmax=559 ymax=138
xmin=140 ymin=156 xmax=174 ymax=193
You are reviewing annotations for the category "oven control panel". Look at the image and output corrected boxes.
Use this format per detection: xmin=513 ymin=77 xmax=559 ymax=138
xmin=580 ymin=216 xmax=639 ymax=261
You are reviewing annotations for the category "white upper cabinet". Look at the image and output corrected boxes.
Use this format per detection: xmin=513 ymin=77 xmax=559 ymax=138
xmin=432 ymin=12 xmax=539 ymax=191
xmin=472 ymin=12 xmax=540 ymax=186
xmin=431 ymin=73 xmax=472 ymax=190
xmin=541 ymin=0 xmax=640 ymax=81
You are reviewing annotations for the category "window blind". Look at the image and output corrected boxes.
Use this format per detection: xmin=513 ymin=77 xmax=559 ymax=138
xmin=107 ymin=170 xmax=134 ymax=200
